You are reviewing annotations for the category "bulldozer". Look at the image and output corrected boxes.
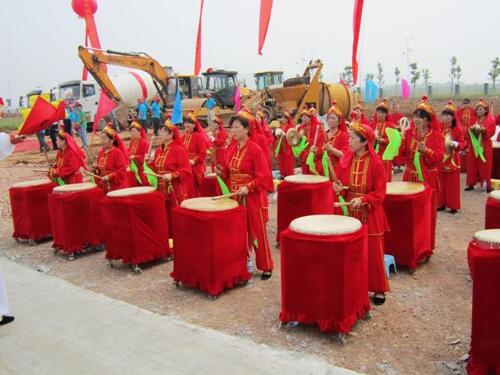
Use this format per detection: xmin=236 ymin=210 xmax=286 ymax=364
xmin=77 ymin=46 xmax=248 ymax=124
xmin=250 ymin=60 xmax=353 ymax=123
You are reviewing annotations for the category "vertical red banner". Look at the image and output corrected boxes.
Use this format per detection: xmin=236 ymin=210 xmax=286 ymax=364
xmin=258 ymin=0 xmax=273 ymax=55
xmin=194 ymin=0 xmax=205 ymax=76
xmin=352 ymin=0 xmax=364 ymax=85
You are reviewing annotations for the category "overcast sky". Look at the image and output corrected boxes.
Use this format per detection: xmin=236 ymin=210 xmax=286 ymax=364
xmin=2 ymin=0 xmax=500 ymax=105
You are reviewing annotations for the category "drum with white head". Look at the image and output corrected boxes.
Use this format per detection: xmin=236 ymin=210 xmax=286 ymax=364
xmin=473 ymin=229 xmax=500 ymax=250
xmin=284 ymin=175 xmax=329 ymax=184
xmin=107 ymin=186 xmax=156 ymax=198
xmin=289 ymin=214 xmax=361 ymax=236
xmin=53 ymin=182 xmax=97 ymax=193
xmin=12 ymin=179 xmax=52 ymax=189
xmin=386 ymin=181 xmax=425 ymax=195
xmin=181 ymin=197 xmax=238 ymax=212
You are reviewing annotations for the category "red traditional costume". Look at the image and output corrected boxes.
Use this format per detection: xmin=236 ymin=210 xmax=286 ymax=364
xmin=127 ymin=121 xmax=149 ymax=186
xmin=337 ymin=122 xmax=389 ymax=294
xmin=95 ymin=126 xmax=129 ymax=192
xmin=390 ymin=111 xmax=404 ymax=127
xmin=396 ymin=97 xmax=444 ymax=250
xmin=239 ymin=108 xmax=273 ymax=174
xmin=457 ymin=105 xmax=477 ymax=130
xmin=151 ymin=120 xmax=194 ymax=237
xmin=350 ymin=101 xmax=371 ymax=125
xmin=298 ymin=106 xmax=325 ymax=175
xmin=438 ymin=101 xmax=465 ymax=211
xmin=212 ymin=114 xmax=228 ymax=169
xmin=221 ymin=137 xmax=274 ymax=273
xmin=325 ymin=102 xmax=349 ymax=172
xmin=274 ymin=110 xmax=295 ymax=177
xmin=182 ymin=113 xmax=209 ymax=197
xmin=257 ymin=109 xmax=274 ymax=146
xmin=465 ymin=98 xmax=496 ymax=190
xmin=48 ymin=130 xmax=86 ymax=184
xmin=371 ymin=99 xmax=396 ymax=181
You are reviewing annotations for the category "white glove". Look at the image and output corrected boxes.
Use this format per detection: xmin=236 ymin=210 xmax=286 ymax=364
xmin=451 ymin=141 xmax=459 ymax=149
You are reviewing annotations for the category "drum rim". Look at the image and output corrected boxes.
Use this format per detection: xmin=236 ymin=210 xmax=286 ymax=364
xmin=11 ymin=179 xmax=52 ymax=188
xmin=289 ymin=214 xmax=362 ymax=236
xmin=107 ymin=186 xmax=157 ymax=197
xmin=386 ymin=181 xmax=425 ymax=195
xmin=489 ymin=190 xmax=500 ymax=200
xmin=53 ymin=182 xmax=97 ymax=193
xmin=180 ymin=197 xmax=239 ymax=212
xmin=473 ymin=229 xmax=500 ymax=249
xmin=284 ymin=174 xmax=329 ymax=184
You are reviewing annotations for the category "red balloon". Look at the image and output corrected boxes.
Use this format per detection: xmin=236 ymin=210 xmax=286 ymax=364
xmin=71 ymin=0 xmax=98 ymax=17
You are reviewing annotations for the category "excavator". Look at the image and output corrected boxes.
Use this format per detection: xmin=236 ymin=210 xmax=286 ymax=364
xmin=252 ymin=60 xmax=353 ymax=122
xmin=78 ymin=46 xmax=248 ymax=123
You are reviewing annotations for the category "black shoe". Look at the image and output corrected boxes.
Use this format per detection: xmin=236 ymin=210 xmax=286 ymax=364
xmin=373 ymin=293 xmax=386 ymax=305
xmin=449 ymin=209 xmax=458 ymax=214
xmin=486 ymin=187 xmax=494 ymax=193
xmin=261 ymin=272 xmax=272 ymax=281
xmin=437 ymin=206 xmax=446 ymax=211
xmin=464 ymin=186 xmax=474 ymax=191
xmin=0 ymin=315 xmax=15 ymax=326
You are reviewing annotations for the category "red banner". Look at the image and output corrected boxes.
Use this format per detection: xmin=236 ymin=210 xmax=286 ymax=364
xmin=18 ymin=97 xmax=58 ymax=135
xmin=194 ymin=0 xmax=205 ymax=75
xmin=352 ymin=0 xmax=364 ymax=85
xmin=93 ymin=91 xmax=117 ymax=133
xmin=258 ymin=0 xmax=273 ymax=55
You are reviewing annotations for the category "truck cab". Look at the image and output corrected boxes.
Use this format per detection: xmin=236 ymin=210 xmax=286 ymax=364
xmin=175 ymin=75 xmax=203 ymax=100
xmin=254 ymin=71 xmax=284 ymax=91
xmin=58 ymin=80 xmax=100 ymax=129
xmin=202 ymin=69 xmax=238 ymax=108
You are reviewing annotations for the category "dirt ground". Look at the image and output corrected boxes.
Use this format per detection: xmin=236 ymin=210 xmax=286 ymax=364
xmin=0 ymin=103 xmax=492 ymax=374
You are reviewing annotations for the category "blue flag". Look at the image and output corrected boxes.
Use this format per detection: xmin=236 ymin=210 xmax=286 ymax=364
xmin=364 ymin=80 xmax=379 ymax=103
xmin=172 ymin=90 xmax=183 ymax=124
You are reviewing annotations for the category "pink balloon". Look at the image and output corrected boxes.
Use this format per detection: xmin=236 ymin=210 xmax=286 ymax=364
xmin=71 ymin=0 xmax=97 ymax=17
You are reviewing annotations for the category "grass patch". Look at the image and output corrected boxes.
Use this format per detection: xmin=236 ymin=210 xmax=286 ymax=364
xmin=0 ymin=117 xmax=22 ymax=131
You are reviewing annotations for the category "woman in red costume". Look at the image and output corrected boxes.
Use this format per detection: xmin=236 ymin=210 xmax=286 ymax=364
xmin=48 ymin=130 xmax=86 ymax=184
xmin=371 ymin=98 xmax=396 ymax=181
xmin=149 ymin=120 xmax=193 ymax=236
xmin=182 ymin=113 xmax=209 ymax=196
xmin=438 ymin=101 xmax=465 ymax=213
xmin=350 ymin=101 xmax=371 ymax=125
xmin=334 ymin=121 xmax=389 ymax=305
xmin=239 ymin=108 xmax=273 ymax=174
xmin=217 ymin=114 xmax=274 ymax=280
xmin=297 ymin=106 xmax=325 ymax=175
xmin=211 ymin=114 xmax=228 ymax=170
xmin=396 ymin=97 xmax=444 ymax=250
xmin=274 ymin=110 xmax=295 ymax=178
xmin=94 ymin=126 xmax=129 ymax=192
xmin=464 ymin=98 xmax=496 ymax=192
xmin=325 ymin=101 xmax=349 ymax=172
xmin=127 ymin=121 xmax=149 ymax=186
xmin=256 ymin=109 xmax=274 ymax=146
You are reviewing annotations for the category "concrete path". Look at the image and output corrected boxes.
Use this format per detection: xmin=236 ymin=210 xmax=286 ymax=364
xmin=0 ymin=259 xmax=360 ymax=375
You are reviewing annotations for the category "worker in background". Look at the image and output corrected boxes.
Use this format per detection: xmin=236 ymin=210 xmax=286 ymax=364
xmin=205 ymin=93 xmax=217 ymax=130
xmin=137 ymin=98 xmax=149 ymax=131
xmin=151 ymin=96 xmax=162 ymax=136
xmin=74 ymin=102 xmax=88 ymax=149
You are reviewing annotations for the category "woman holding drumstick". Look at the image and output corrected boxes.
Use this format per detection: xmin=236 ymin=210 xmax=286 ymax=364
xmin=334 ymin=121 xmax=389 ymax=305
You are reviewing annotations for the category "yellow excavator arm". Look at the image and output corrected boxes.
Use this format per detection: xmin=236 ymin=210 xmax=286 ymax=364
xmin=77 ymin=46 xmax=171 ymax=106
xmin=293 ymin=60 xmax=323 ymax=122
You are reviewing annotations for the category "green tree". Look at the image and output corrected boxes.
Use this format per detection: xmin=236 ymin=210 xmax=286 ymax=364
xmin=410 ymin=63 xmax=420 ymax=89
xmin=455 ymin=65 xmax=462 ymax=86
xmin=450 ymin=56 xmax=457 ymax=92
xmin=422 ymin=69 xmax=431 ymax=91
xmin=341 ymin=66 xmax=353 ymax=86
xmin=489 ymin=57 xmax=500 ymax=89
xmin=376 ymin=63 xmax=385 ymax=88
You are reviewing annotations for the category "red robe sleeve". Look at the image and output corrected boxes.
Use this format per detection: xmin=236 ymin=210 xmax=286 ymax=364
xmin=422 ymin=131 xmax=444 ymax=168
xmin=192 ymin=133 xmax=207 ymax=166
xmin=453 ymin=126 xmax=466 ymax=152
xmin=248 ymin=141 xmax=274 ymax=193
xmin=360 ymin=157 xmax=387 ymax=209
xmin=108 ymin=149 xmax=128 ymax=186
xmin=54 ymin=149 xmax=80 ymax=179
xmin=132 ymin=138 xmax=149 ymax=165
xmin=172 ymin=144 xmax=193 ymax=181
xmin=214 ymin=129 xmax=227 ymax=147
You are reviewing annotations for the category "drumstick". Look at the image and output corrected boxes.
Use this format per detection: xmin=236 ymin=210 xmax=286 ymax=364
xmin=80 ymin=168 xmax=102 ymax=179
xmin=211 ymin=192 xmax=238 ymax=201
